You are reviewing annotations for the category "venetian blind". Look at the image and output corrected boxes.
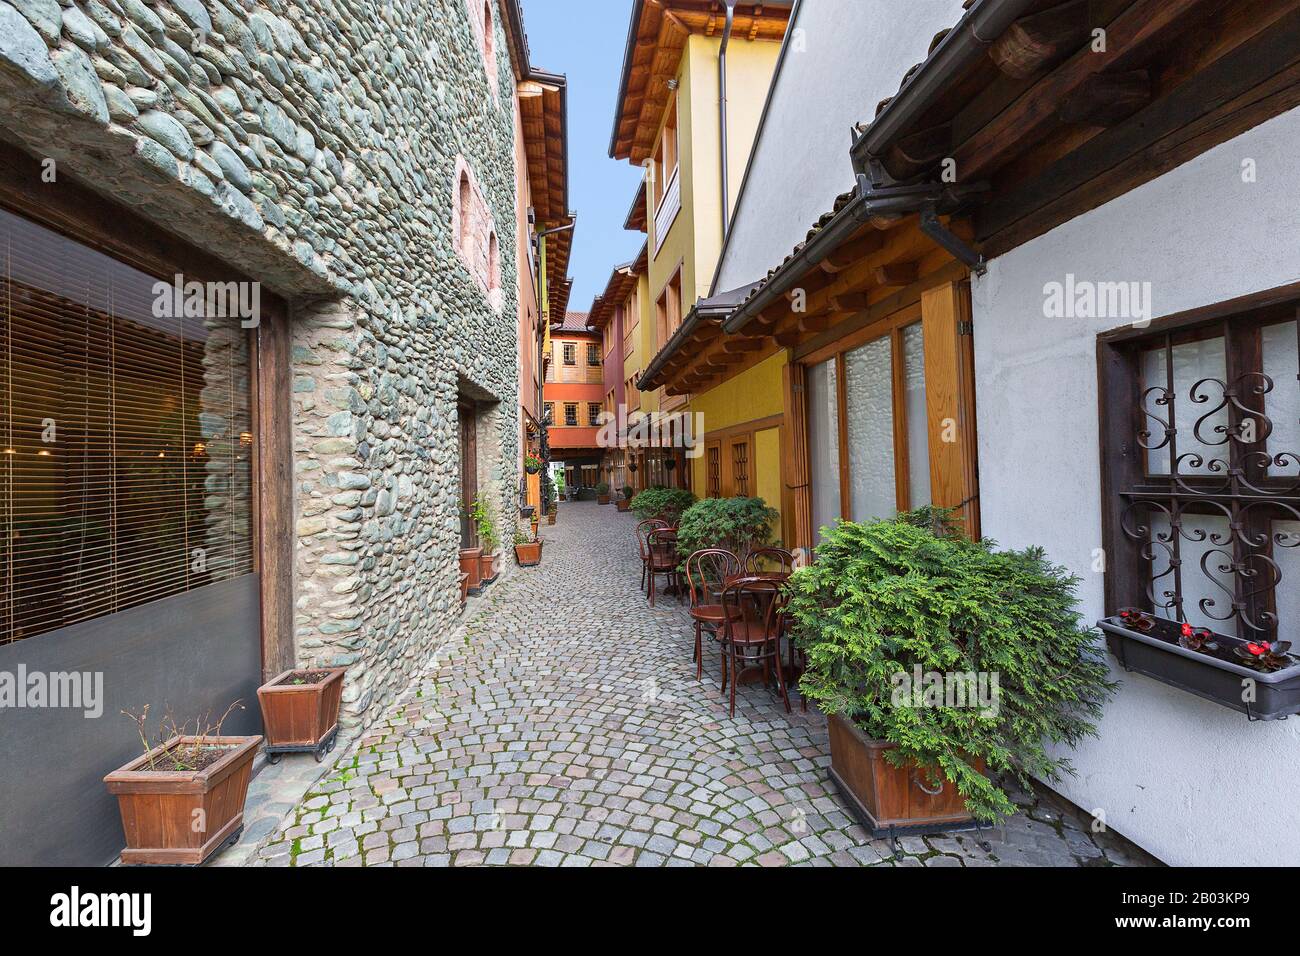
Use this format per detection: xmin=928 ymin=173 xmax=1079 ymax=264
xmin=0 ymin=207 xmax=255 ymax=644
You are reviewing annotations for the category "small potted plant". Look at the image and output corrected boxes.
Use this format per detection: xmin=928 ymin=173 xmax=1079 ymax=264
xmin=616 ymin=486 xmax=633 ymax=512
xmin=524 ymin=452 xmax=544 ymax=475
xmin=788 ymin=510 xmax=1115 ymax=833
xmin=459 ymin=500 xmax=483 ymax=593
xmin=595 ymin=481 xmax=611 ymax=505
xmin=257 ymin=666 xmax=347 ymax=762
xmin=105 ymin=703 xmax=261 ymax=865
xmin=514 ymin=527 xmax=543 ymax=566
xmin=470 ymin=494 xmax=500 ymax=587
xmin=1099 ymin=610 xmax=1300 ymax=719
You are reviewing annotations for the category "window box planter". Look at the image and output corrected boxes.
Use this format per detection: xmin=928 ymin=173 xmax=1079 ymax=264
xmin=826 ymin=714 xmax=982 ymax=836
xmin=104 ymin=734 xmax=261 ymax=865
xmin=514 ymin=540 xmax=543 ymax=566
xmin=257 ymin=667 xmax=346 ymax=762
xmin=478 ymin=550 xmax=499 ymax=586
xmin=459 ymin=547 xmax=483 ymax=593
xmin=1099 ymin=613 xmax=1300 ymax=720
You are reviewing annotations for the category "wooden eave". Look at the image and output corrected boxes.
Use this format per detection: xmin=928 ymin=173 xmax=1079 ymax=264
xmin=643 ymin=215 xmax=966 ymax=397
xmin=589 ymin=243 xmax=649 ymax=330
xmin=519 ymin=76 xmax=568 ymax=227
xmin=861 ymin=0 xmax=1300 ymax=257
xmin=610 ymin=1 xmax=793 ymax=164
xmin=624 ymin=177 xmax=648 ymax=232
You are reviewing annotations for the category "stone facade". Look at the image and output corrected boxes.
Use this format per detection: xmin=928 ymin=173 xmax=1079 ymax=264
xmin=0 ymin=0 xmax=523 ymax=726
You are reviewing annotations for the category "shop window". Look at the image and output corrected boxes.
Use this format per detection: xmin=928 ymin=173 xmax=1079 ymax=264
xmin=0 ymin=207 xmax=255 ymax=643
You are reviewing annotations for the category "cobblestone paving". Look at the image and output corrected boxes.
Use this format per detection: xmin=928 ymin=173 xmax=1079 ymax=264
xmin=251 ymin=502 xmax=1154 ymax=867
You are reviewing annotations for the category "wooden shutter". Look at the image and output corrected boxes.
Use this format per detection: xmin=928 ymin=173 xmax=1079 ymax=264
xmin=920 ymin=281 xmax=980 ymax=537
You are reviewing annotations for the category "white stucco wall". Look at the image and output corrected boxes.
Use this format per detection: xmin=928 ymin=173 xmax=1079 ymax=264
xmin=971 ymin=106 xmax=1300 ymax=866
xmin=713 ymin=0 xmax=967 ymax=294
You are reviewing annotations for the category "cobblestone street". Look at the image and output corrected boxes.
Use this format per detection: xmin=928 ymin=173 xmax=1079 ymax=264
xmin=251 ymin=502 xmax=1152 ymax=868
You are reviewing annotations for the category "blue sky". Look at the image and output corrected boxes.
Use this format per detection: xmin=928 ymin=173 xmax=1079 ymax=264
xmin=521 ymin=0 xmax=647 ymax=313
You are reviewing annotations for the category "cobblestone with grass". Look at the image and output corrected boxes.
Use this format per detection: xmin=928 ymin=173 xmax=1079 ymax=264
xmin=250 ymin=502 xmax=1154 ymax=868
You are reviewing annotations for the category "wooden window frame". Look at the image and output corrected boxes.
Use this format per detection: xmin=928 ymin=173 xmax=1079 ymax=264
xmin=563 ymin=402 xmax=578 ymax=427
xmin=562 ymin=341 xmax=576 ymax=366
xmin=792 ymin=282 xmax=980 ymax=552
xmin=0 ymin=141 xmax=294 ymax=677
xmin=587 ymin=342 xmax=600 ymax=367
xmin=1098 ymin=294 xmax=1300 ymax=639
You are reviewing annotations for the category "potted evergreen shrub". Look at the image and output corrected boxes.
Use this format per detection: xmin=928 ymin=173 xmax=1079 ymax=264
xmin=514 ymin=527 xmax=543 ymax=566
xmin=596 ymin=480 xmax=611 ymax=505
xmin=105 ymin=703 xmax=260 ymax=865
xmin=470 ymin=495 xmax=500 ymax=586
xmin=616 ymin=486 xmax=633 ymax=512
xmin=675 ymin=496 xmax=779 ymax=565
xmin=630 ymin=486 xmax=696 ymax=525
xmin=787 ymin=510 xmax=1115 ymax=832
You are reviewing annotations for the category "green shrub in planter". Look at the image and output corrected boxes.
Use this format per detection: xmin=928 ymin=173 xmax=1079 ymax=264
xmin=630 ymin=487 xmax=696 ymax=524
xmin=675 ymin=496 xmax=779 ymax=565
xmin=595 ymin=481 xmax=610 ymax=496
xmin=786 ymin=512 xmax=1116 ymax=822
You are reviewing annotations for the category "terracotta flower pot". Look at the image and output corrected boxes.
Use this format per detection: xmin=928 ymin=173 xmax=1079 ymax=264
xmin=515 ymin=541 xmax=542 ymax=566
xmin=826 ymin=713 xmax=981 ymax=832
xmin=104 ymin=734 xmax=261 ymax=865
xmin=257 ymin=667 xmax=346 ymax=759
xmin=478 ymin=550 xmax=499 ymax=585
xmin=459 ymin=547 xmax=483 ymax=592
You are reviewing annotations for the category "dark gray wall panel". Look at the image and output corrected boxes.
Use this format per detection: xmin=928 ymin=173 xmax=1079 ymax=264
xmin=0 ymin=574 xmax=262 ymax=866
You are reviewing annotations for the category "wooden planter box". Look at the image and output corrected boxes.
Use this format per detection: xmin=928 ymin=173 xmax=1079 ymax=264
xmin=257 ymin=667 xmax=346 ymax=757
xmin=616 ymin=499 xmax=630 ymax=512
xmin=459 ymin=547 xmax=482 ymax=592
xmin=478 ymin=550 xmax=499 ymax=585
xmin=514 ymin=541 xmax=542 ymax=566
xmin=104 ymin=734 xmax=261 ymax=865
xmin=547 ymin=511 xmax=556 ymax=525
xmin=827 ymin=713 xmax=980 ymax=833
xmin=597 ymin=494 xmax=610 ymax=505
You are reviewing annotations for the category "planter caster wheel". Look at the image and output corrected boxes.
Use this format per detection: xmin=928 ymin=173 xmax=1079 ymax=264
xmin=265 ymin=751 xmax=283 ymax=766
xmin=314 ymin=746 xmax=327 ymax=763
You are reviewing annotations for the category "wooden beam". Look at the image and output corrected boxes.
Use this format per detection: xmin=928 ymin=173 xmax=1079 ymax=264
xmin=1058 ymin=70 xmax=1151 ymax=125
xmin=722 ymin=338 xmax=764 ymax=353
xmin=829 ymin=292 xmax=872 ymax=313
xmin=885 ymin=122 xmax=953 ymax=177
xmin=774 ymin=330 xmax=802 ymax=348
xmin=797 ymin=314 xmax=831 ymax=333
xmin=875 ymin=262 xmax=918 ymax=286
xmin=958 ymin=0 xmax=1216 ymax=181
xmin=977 ymin=3 xmax=1300 ymax=248
xmin=820 ymin=230 xmax=884 ymax=272
xmin=990 ymin=0 xmax=1091 ymax=79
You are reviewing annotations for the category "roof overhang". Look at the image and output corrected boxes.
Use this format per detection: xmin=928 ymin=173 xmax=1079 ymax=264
xmin=623 ymin=176 xmax=648 ymax=233
xmin=589 ymin=242 xmax=649 ymax=330
xmin=847 ymin=0 xmax=1300 ymax=256
xmin=519 ymin=71 xmax=570 ymax=226
xmin=609 ymin=1 xmax=793 ymax=163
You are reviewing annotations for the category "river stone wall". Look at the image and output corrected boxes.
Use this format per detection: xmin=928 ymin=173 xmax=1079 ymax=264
xmin=0 ymin=0 xmax=522 ymax=726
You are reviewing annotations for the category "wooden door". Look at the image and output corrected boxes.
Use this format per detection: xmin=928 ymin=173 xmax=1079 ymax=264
xmin=458 ymin=402 xmax=477 ymax=547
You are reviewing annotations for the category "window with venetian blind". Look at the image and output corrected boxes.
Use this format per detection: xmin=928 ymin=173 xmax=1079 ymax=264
xmin=0 ymin=206 xmax=255 ymax=645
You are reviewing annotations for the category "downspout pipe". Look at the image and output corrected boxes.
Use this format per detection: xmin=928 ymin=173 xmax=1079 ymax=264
xmin=719 ymin=0 xmax=737 ymax=239
xmin=850 ymin=0 xmax=1036 ymax=180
